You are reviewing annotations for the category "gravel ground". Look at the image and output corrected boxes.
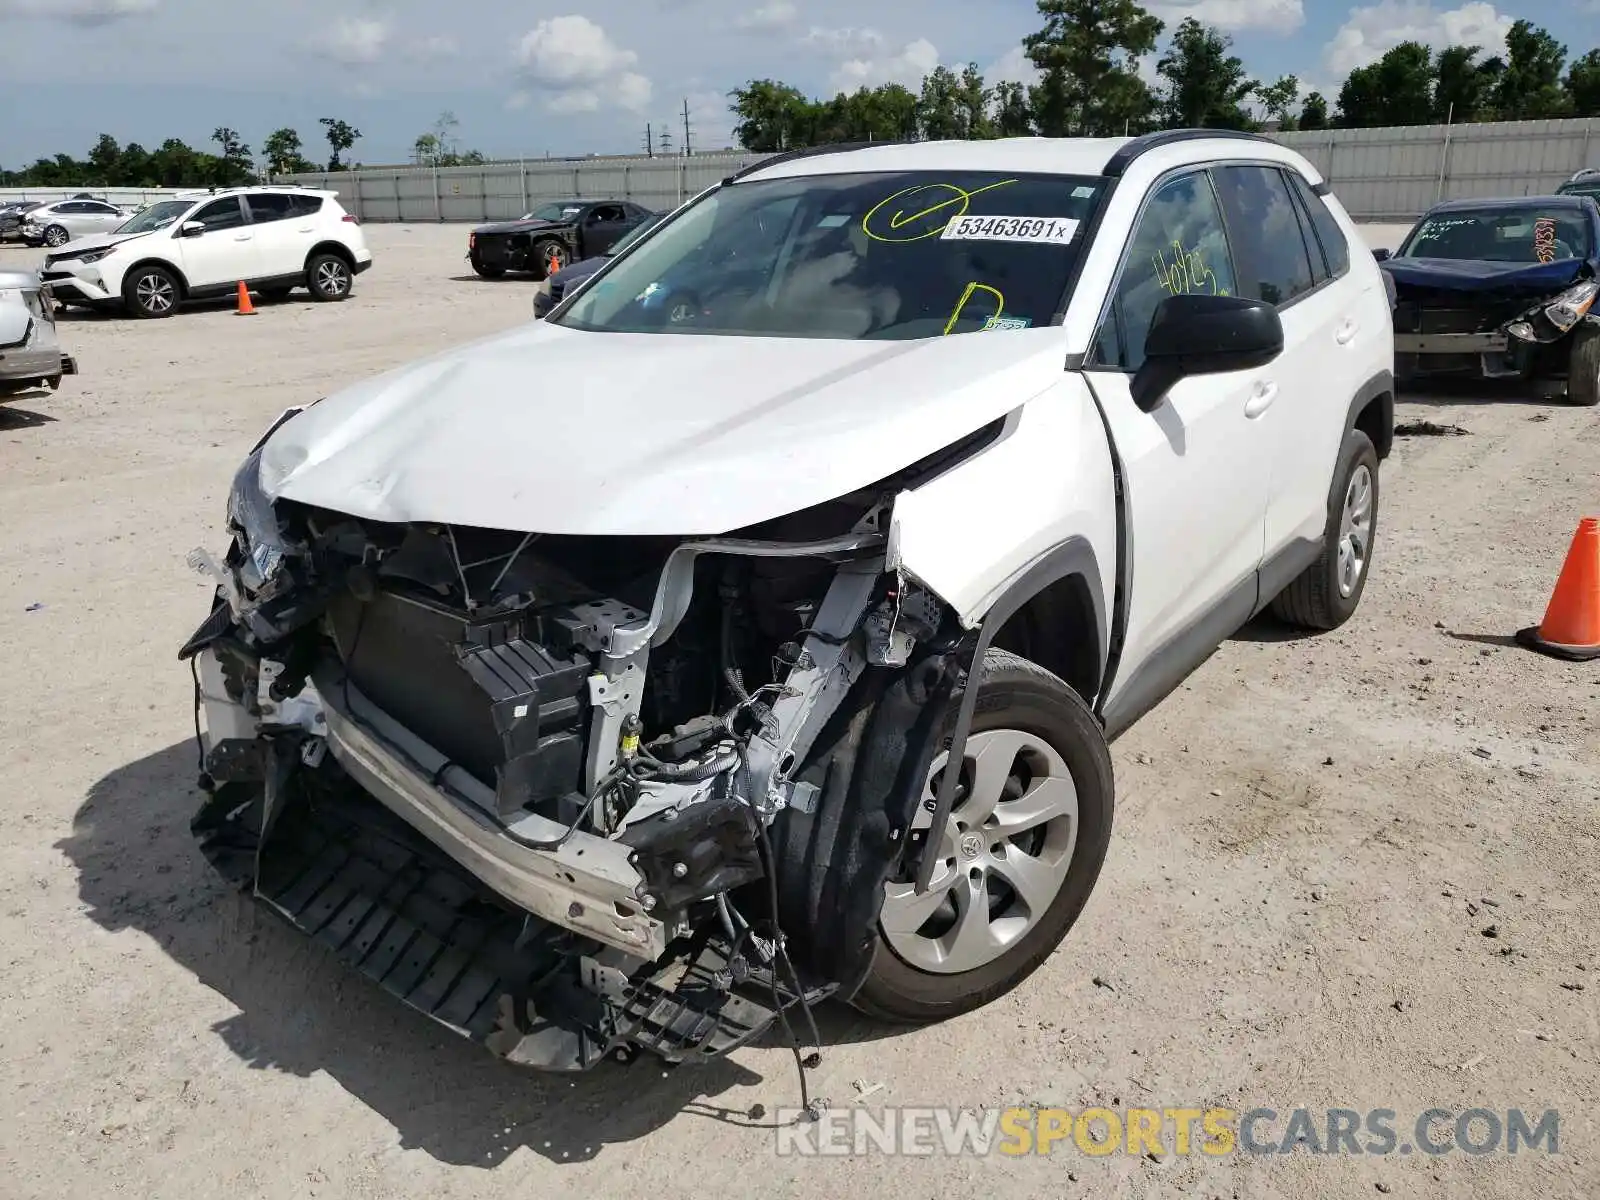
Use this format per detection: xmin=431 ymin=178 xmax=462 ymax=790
xmin=1 ymin=223 xmax=1596 ymax=1200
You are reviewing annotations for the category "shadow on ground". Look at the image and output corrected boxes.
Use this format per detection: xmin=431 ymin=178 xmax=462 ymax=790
xmin=59 ymin=740 xmax=898 ymax=1166
xmin=0 ymin=398 xmax=58 ymax=427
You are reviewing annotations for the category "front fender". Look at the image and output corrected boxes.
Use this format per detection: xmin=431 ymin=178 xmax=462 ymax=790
xmin=885 ymin=377 xmax=1117 ymax=638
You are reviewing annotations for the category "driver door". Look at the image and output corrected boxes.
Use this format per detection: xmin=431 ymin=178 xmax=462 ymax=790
xmin=172 ymin=197 xmax=262 ymax=290
xmin=582 ymin=204 xmax=630 ymax=256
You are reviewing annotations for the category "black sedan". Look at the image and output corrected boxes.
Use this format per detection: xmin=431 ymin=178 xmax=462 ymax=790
xmin=467 ymin=199 xmax=653 ymax=281
xmin=1379 ymin=194 xmax=1600 ymax=404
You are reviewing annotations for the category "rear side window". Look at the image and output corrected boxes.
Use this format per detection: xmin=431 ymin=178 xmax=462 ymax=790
xmin=1092 ymin=170 xmax=1238 ymax=371
xmin=288 ymin=194 xmax=324 ymax=217
xmin=1214 ymin=165 xmax=1315 ymax=307
xmin=1285 ymin=170 xmax=1351 ymax=278
xmin=246 ymin=194 xmax=294 ymax=223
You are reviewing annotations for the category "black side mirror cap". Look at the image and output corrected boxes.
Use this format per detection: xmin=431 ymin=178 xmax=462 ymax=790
xmin=1373 ymin=247 xmax=1393 ymax=262
xmin=1131 ymin=293 xmax=1284 ymax=413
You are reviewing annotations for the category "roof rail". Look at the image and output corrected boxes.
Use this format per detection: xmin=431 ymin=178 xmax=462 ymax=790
xmin=722 ymin=140 xmax=910 ymax=185
xmin=1103 ymin=128 xmax=1282 ymax=178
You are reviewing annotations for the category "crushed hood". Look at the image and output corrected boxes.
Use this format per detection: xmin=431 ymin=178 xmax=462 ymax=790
xmin=259 ymin=322 xmax=1068 ymax=535
xmin=472 ymin=218 xmax=567 ymax=236
xmin=1383 ymin=256 xmax=1589 ymax=297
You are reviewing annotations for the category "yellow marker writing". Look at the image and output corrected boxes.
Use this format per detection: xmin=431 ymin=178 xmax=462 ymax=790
xmin=943 ymin=281 xmax=1005 ymax=336
xmin=863 ymin=179 xmax=1018 ymax=244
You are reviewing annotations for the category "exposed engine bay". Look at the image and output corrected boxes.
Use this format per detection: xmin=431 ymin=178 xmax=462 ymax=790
xmin=179 ymin=434 xmax=983 ymax=1073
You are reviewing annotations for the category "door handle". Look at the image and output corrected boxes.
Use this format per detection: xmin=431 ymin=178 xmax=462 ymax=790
xmin=1335 ymin=319 xmax=1359 ymax=345
xmin=234 ymin=234 xmax=251 ymax=241
xmin=1244 ymin=381 xmax=1279 ymax=419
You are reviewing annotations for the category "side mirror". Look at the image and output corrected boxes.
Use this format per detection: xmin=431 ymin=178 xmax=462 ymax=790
xmin=1372 ymin=247 xmax=1393 ymax=262
xmin=1131 ymin=294 xmax=1284 ymax=413
xmin=179 ymin=220 xmax=206 ymax=238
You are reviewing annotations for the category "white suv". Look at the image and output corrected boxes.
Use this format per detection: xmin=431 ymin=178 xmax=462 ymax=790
xmin=182 ymin=132 xmax=1393 ymax=1070
xmin=40 ymin=187 xmax=373 ymax=318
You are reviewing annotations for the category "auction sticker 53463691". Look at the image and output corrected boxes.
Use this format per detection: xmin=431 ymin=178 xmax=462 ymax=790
xmin=942 ymin=215 xmax=1080 ymax=244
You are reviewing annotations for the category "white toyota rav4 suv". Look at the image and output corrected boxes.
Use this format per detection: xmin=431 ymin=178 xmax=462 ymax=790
xmin=41 ymin=186 xmax=372 ymax=318
xmin=181 ymin=132 xmax=1393 ymax=1072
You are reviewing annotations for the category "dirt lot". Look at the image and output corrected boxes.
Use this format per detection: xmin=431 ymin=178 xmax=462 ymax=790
xmin=1 ymin=224 xmax=1596 ymax=1200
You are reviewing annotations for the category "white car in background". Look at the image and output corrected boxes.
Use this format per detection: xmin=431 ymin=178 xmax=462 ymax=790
xmin=40 ymin=187 xmax=373 ymax=318
xmin=0 ymin=268 xmax=77 ymax=395
xmin=19 ymin=198 xmax=130 ymax=247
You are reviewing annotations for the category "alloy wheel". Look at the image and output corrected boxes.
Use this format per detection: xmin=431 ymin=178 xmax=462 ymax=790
xmin=880 ymin=728 xmax=1079 ymax=975
xmin=1337 ymin=463 xmax=1373 ymax=599
xmin=135 ymin=273 xmax=175 ymax=315
xmin=315 ymin=260 xmax=350 ymax=297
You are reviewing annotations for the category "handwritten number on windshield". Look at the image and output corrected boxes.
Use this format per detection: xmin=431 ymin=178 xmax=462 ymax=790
xmin=943 ymin=282 xmax=1006 ymax=335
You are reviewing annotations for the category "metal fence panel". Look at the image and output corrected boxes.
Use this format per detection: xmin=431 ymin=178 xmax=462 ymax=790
xmin=0 ymin=186 xmax=192 ymax=206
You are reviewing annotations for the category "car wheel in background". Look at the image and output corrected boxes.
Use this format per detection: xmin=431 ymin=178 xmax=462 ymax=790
xmin=258 ymin=287 xmax=293 ymax=302
xmin=1566 ymin=324 xmax=1600 ymax=407
xmin=853 ymin=650 xmax=1115 ymax=1024
xmin=123 ymin=264 xmax=181 ymax=319
xmin=43 ymin=225 xmax=69 ymax=248
xmin=469 ymin=252 xmax=506 ymax=280
xmin=1270 ymin=429 xmax=1380 ymax=630
xmin=531 ymin=239 xmax=570 ymax=281
xmin=306 ymin=254 xmax=352 ymax=302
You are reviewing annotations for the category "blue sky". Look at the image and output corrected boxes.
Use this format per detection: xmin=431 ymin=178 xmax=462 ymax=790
xmin=1 ymin=1 xmax=1597 ymax=169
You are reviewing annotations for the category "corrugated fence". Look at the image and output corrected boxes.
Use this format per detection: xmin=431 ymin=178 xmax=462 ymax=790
xmin=12 ymin=117 xmax=1600 ymax=224
xmin=0 ymin=186 xmax=193 ymax=206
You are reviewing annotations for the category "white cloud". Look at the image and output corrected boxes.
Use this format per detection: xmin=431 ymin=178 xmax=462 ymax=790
xmin=514 ymin=15 xmax=652 ymax=113
xmin=405 ymin=34 xmax=458 ymax=60
xmin=829 ymin=37 xmax=939 ymax=93
xmin=316 ymin=16 xmax=391 ymax=65
xmin=1150 ymin=0 xmax=1303 ymax=33
xmin=1324 ymin=1 xmax=1512 ymax=77
xmin=0 ymin=0 xmax=155 ymax=24
xmin=984 ymin=44 xmax=1040 ymax=86
xmin=734 ymin=2 xmax=796 ymax=32
xmin=805 ymin=26 xmax=886 ymax=58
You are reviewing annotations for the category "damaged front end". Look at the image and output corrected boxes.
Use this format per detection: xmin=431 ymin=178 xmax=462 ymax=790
xmin=1390 ymin=266 xmax=1600 ymax=383
xmin=179 ymin=436 xmax=974 ymax=1072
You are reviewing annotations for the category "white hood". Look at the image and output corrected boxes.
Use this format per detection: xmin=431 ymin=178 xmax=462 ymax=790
xmin=52 ymin=229 xmax=154 ymax=256
xmin=259 ymin=320 xmax=1070 ymax=535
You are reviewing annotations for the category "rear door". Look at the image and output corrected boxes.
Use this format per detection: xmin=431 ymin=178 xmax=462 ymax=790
xmin=243 ymin=192 xmax=310 ymax=279
xmin=171 ymin=196 xmax=261 ymax=289
xmin=1213 ymin=164 xmax=1366 ymax=561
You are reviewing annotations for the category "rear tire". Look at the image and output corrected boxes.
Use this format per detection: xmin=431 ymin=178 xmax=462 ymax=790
xmin=1566 ymin=324 xmax=1600 ymax=406
xmin=123 ymin=264 xmax=181 ymax=319
xmin=852 ymin=650 xmax=1114 ymax=1024
xmin=306 ymin=253 xmax=353 ymax=302
xmin=531 ymin=238 xmax=570 ymax=281
xmin=1270 ymin=429 xmax=1379 ymax=630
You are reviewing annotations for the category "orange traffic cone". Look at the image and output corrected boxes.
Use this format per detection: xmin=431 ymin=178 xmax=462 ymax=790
xmin=1517 ymin=517 xmax=1600 ymax=661
xmin=234 ymin=281 xmax=255 ymax=316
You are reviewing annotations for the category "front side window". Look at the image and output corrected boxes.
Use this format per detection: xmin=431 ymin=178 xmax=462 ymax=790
xmin=1401 ymin=208 xmax=1592 ymax=262
xmin=193 ymin=197 xmax=245 ymax=232
xmin=1214 ymin=165 xmax=1315 ymax=307
xmin=526 ymin=201 xmax=584 ymax=222
xmin=1093 ymin=171 xmax=1238 ymax=371
xmin=553 ymin=170 xmax=1106 ymax=340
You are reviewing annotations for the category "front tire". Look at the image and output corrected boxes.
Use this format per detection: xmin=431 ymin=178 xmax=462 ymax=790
xmin=306 ymin=253 xmax=352 ymax=302
xmin=1270 ymin=429 xmax=1379 ymax=630
xmin=43 ymin=224 xmax=69 ymax=248
xmin=469 ymin=252 xmax=506 ymax=280
xmin=853 ymin=650 xmax=1114 ymax=1024
xmin=1566 ymin=325 xmax=1600 ymax=407
xmin=123 ymin=264 xmax=181 ymax=319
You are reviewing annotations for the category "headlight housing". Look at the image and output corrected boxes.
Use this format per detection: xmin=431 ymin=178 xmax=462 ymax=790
xmin=227 ymin=447 xmax=290 ymax=593
xmin=75 ymin=247 xmax=115 ymax=264
xmin=1545 ymin=279 xmax=1599 ymax=333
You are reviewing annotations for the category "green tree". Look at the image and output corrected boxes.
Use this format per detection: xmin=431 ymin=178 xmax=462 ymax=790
xmin=992 ymin=81 xmax=1034 ymax=136
xmin=1336 ymin=42 xmax=1433 ymax=127
xmin=1433 ymin=45 xmax=1501 ymax=122
xmin=86 ymin=133 xmax=121 ymax=181
xmin=1565 ymin=48 xmax=1600 ymax=116
xmin=1299 ymin=91 xmax=1329 ymax=130
xmin=318 ymin=117 xmax=362 ymax=170
xmin=958 ymin=64 xmax=994 ymax=138
xmin=1156 ymin=19 xmax=1259 ymax=129
xmin=413 ymin=132 xmax=442 ymax=165
xmin=1493 ymin=20 xmax=1569 ymax=119
xmin=918 ymin=66 xmax=965 ymax=140
xmin=262 ymin=127 xmax=314 ymax=176
xmin=1255 ymin=75 xmax=1300 ymax=130
xmin=729 ymin=79 xmax=815 ymax=150
xmin=1024 ymin=0 xmax=1163 ymax=136
xmin=210 ymin=127 xmax=254 ymax=184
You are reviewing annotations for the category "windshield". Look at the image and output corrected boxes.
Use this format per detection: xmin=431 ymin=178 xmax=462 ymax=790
xmin=115 ymin=200 xmax=191 ymax=235
xmin=607 ymin=214 xmax=661 ymax=255
xmin=552 ymin=170 xmax=1106 ymax=340
xmin=1400 ymin=208 xmax=1591 ymax=263
xmin=525 ymin=202 xmax=584 ymax=222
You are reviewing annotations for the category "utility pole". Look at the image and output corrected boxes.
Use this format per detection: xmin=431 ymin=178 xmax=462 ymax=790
xmin=642 ymin=123 xmax=654 ymax=158
xmin=682 ymin=97 xmax=693 ymax=157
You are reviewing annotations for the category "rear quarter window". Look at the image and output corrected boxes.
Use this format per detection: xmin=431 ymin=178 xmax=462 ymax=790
xmin=1285 ymin=171 xmax=1351 ymax=278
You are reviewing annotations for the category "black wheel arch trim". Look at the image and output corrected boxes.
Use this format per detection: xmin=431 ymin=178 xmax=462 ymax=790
xmin=305 ymin=241 xmax=356 ymax=270
xmin=910 ymin=536 xmax=1106 ymax=893
xmin=1348 ymin=368 xmax=1395 ymax=459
